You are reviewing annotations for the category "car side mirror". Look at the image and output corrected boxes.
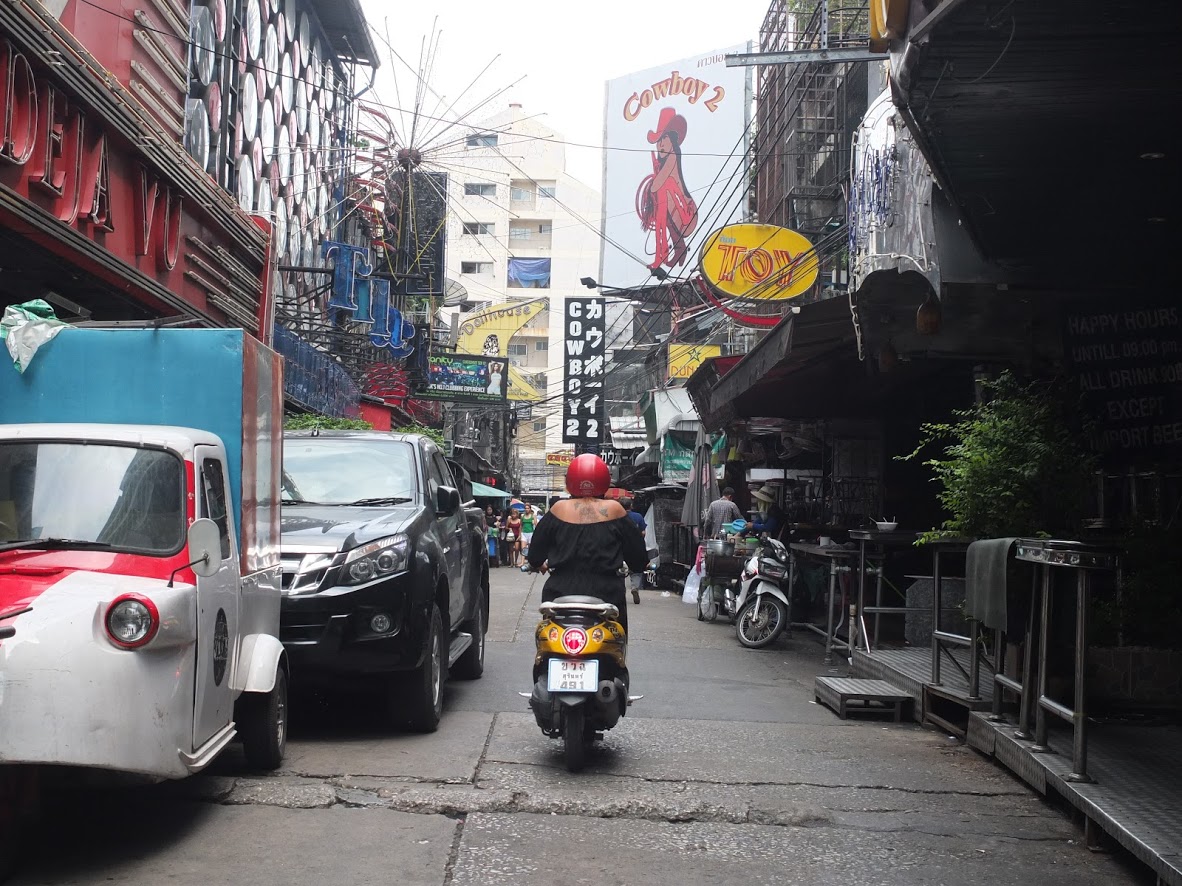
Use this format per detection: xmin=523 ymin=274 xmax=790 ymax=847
xmin=187 ymin=518 xmax=222 ymax=578
xmin=437 ymin=486 xmax=460 ymax=515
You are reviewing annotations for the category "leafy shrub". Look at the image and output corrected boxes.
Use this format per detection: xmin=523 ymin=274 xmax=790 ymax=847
xmin=898 ymin=372 xmax=1096 ymax=542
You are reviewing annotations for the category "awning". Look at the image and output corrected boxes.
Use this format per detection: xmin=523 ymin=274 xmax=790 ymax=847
xmin=701 ymin=296 xmax=864 ymax=429
xmin=471 ymin=481 xmax=509 ymax=500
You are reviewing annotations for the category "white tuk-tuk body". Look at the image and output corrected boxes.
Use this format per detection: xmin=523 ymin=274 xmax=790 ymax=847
xmin=0 ymin=330 xmax=284 ymax=779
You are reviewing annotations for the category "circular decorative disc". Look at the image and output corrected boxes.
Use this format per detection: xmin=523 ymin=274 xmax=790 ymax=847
xmin=251 ymin=137 xmax=263 ymax=180
xmin=205 ymin=80 xmax=222 ymax=129
xmin=295 ymin=78 xmax=309 ymax=135
xmin=277 ymin=125 xmax=291 ymax=183
xmin=213 ymin=0 xmax=227 ymax=41
xmin=274 ymin=12 xmax=285 ymax=50
xmin=280 ymin=53 xmax=294 ymax=113
xmin=245 ymin=0 xmax=261 ymax=60
xmin=319 ymin=183 xmax=330 ymax=226
xmin=298 ymin=12 xmax=310 ymax=60
xmin=252 ymin=62 xmax=267 ymax=101
xmin=282 ymin=0 xmax=296 ymax=34
xmin=240 ymin=74 xmax=258 ymax=143
xmin=273 ymin=195 xmax=288 ymax=252
xmin=183 ymin=98 xmax=209 ymax=171
xmin=271 ymin=86 xmax=283 ymax=124
xmin=237 ymin=28 xmax=247 ymax=75
xmin=256 ymin=180 xmax=272 ymax=218
xmin=307 ymin=100 xmax=321 ymax=152
xmin=259 ymin=99 xmax=275 ymax=162
xmin=287 ymin=216 xmax=300 ymax=266
xmin=301 ymin=230 xmax=315 ymax=284
xmin=237 ymin=155 xmax=254 ymax=211
xmin=264 ymin=25 xmax=279 ymax=90
xmin=190 ymin=7 xmax=215 ymax=86
xmin=291 ymin=146 xmax=305 ymax=194
xmin=268 ymin=159 xmax=280 ymax=198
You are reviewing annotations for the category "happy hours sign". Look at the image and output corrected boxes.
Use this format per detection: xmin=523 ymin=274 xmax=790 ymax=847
xmin=1065 ymin=302 xmax=1182 ymax=456
xmin=562 ymin=298 xmax=606 ymax=445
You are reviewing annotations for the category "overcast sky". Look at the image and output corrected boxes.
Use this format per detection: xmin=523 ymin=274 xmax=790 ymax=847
xmin=355 ymin=0 xmax=771 ymax=190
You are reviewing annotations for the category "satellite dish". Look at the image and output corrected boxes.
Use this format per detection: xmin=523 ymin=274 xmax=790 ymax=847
xmin=443 ymin=278 xmax=469 ymax=307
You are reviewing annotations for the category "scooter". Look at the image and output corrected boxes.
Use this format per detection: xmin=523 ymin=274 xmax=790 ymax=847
xmin=522 ymin=589 xmax=638 ymax=772
xmin=732 ymin=538 xmax=792 ymax=648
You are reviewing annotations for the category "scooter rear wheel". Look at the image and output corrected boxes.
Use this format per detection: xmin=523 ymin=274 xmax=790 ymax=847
xmin=563 ymin=704 xmax=588 ymax=772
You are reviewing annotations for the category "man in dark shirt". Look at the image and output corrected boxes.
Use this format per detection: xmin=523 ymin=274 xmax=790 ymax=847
xmin=621 ymin=497 xmax=647 ymax=604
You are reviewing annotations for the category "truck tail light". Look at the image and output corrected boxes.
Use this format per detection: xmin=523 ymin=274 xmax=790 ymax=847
xmin=105 ymin=593 xmax=160 ymax=649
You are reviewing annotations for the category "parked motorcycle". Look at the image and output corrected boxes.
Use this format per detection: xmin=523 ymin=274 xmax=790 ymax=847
xmin=524 ymin=594 xmax=637 ymax=771
xmin=732 ymin=538 xmax=792 ymax=648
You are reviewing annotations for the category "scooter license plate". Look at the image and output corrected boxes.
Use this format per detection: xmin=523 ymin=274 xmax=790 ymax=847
xmin=547 ymin=658 xmax=599 ymax=693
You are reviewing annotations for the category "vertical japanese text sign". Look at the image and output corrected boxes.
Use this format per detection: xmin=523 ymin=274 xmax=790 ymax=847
xmin=562 ymin=298 xmax=606 ymax=444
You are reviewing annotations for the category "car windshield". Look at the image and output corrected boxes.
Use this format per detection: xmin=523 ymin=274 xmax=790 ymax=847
xmin=282 ymin=438 xmax=417 ymax=505
xmin=0 ymin=441 xmax=185 ymax=555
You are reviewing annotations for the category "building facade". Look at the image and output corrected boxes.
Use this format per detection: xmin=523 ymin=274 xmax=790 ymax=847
xmin=440 ymin=105 xmax=607 ymax=492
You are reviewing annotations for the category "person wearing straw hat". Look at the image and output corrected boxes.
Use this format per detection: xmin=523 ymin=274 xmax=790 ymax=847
xmin=749 ymin=485 xmax=784 ymax=538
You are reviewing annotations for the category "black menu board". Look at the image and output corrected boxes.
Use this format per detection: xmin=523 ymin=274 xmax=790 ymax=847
xmin=1064 ymin=299 xmax=1182 ymax=459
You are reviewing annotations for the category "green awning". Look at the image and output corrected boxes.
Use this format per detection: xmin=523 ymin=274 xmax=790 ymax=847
xmin=471 ymin=481 xmax=509 ymax=499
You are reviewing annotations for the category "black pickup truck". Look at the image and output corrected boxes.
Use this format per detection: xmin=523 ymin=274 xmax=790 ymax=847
xmin=278 ymin=430 xmax=489 ymax=731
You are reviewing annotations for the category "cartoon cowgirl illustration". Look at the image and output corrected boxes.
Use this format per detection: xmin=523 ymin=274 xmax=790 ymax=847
xmin=636 ymin=107 xmax=699 ymax=271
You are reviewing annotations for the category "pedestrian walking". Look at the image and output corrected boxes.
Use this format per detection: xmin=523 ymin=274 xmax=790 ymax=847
xmin=621 ymin=497 xmax=647 ymax=604
xmin=702 ymin=487 xmax=743 ymax=540
xmin=506 ymin=509 xmax=524 ymax=567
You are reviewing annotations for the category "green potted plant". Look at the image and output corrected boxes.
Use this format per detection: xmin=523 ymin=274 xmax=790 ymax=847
xmin=898 ymin=371 xmax=1096 ymax=542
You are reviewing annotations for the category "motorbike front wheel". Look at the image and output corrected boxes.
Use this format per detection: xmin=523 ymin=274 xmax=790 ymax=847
xmin=562 ymin=704 xmax=588 ymax=772
xmin=736 ymin=595 xmax=788 ymax=649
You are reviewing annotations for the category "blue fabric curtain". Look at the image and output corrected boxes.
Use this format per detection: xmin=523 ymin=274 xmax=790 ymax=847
xmin=507 ymin=257 xmax=551 ymax=288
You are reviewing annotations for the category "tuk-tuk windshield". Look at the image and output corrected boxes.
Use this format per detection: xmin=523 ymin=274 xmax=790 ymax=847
xmin=0 ymin=442 xmax=186 ymax=555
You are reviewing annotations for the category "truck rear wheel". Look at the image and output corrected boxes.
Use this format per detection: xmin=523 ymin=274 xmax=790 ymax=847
xmin=240 ymin=667 xmax=288 ymax=771
xmin=392 ymin=603 xmax=445 ymax=733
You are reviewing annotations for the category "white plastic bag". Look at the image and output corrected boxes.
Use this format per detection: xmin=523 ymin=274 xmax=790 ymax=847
xmin=682 ymin=567 xmax=702 ymax=604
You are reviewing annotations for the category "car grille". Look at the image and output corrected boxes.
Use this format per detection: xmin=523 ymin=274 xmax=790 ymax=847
xmin=281 ymin=551 xmax=337 ymax=593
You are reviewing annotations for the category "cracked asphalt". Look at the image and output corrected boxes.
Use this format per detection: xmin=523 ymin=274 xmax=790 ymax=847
xmin=8 ymin=568 xmax=1152 ymax=885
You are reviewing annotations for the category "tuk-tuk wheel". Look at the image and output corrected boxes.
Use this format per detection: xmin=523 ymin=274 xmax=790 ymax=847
xmin=240 ymin=667 xmax=288 ymax=771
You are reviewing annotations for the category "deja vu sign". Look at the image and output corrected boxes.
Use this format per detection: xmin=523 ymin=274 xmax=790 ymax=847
xmin=562 ymin=298 xmax=606 ymax=445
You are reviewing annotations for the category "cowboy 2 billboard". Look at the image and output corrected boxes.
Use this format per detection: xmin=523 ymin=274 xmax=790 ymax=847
xmin=600 ymin=45 xmax=751 ymax=290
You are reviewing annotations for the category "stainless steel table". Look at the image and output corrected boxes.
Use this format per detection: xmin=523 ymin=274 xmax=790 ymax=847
xmin=847 ymin=529 xmax=921 ymax=653
xmin=787 ymin=543 xmax=860 ymax=663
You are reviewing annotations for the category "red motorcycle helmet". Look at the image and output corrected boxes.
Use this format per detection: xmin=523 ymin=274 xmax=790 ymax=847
xmin=565 ymin=454 xmax=611 ymax=498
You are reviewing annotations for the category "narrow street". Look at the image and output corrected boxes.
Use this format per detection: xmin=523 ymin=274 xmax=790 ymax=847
xmin=10 ymin=568 xmax=1148 ymax=886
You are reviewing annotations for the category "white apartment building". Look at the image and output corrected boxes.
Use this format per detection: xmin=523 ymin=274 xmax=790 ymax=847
xmin=442 ymin=104 xmax=613 ymax=492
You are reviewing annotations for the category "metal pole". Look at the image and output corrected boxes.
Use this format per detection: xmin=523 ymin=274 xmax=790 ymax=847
xmin=967 ymin=617 xmax=981 ymax=700
xmin=873 ymin=553 xmax=884 ymax=647
xmin=989 ymin=629 xmax=1005 ymax=720
xmin=931 ymin=547 xmax=942 ymax=685
xmin=824 ymin=558 xmax=836 ymax=664
xmin=1068 ymin=570 xmax=1094 ymax=782
xmin=1032 ymin=566 xmax=1054 ymax=752
xmin=1014 ymin=568 xmax=1038 ymax=739
xmin=857 ymin=537 xmax=866 ymax=641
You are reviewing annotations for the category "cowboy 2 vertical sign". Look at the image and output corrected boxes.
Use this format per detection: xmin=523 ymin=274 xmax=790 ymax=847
xmin=562 ymin=298 xmax=606 ymax=445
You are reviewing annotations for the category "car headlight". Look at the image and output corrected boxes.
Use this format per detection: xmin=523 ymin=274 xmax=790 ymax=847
xmin=105 ymin=593 xmax=160 ymax=649
xmin=342 ymin=534 xmax=409 ymax=585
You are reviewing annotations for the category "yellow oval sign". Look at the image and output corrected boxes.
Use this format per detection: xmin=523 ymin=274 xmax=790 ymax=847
xmin=699 ymin=224 xmax=819 ymax=301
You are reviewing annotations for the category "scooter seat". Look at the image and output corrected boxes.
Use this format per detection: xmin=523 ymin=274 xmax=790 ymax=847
xmin=552 ymin=595 xmax=609 ymax=606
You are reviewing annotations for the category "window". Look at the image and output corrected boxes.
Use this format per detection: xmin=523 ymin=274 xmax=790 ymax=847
xmin=510 ymin=186 xmax=534 ymax=202
xmin=539 ymin=223 xmax=553 ymax=234
xmin=462 ymin=222 xmax=494 ymax=235
xmin=464 ymin=183 xmax=496 ymax=197
xmin=461 ymin=261 xmax=493 ymax=274
xmin=532 ymin=419 xmax=547 ymax=433
xmin=509 ymin=343 xmax=528 ymax=357
xmin=466 ymin=133 xmax=498 ymax=148
xmin=538 ymin=185 xmax=556 ymax=199
xmin=508 ymin=226 xmax=531 ymax=240
xmin=282 ymin=438 xmax=416 ymax=505
xmin=535 ymin=340 xmax=548 ymax=352
xmin=507 ymin=257 xmax=551 ymax=289
xmin=200 ymin=458 xmax=232 ymax=561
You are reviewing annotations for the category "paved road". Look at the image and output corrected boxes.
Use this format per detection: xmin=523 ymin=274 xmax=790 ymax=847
xmin=9 ymin=568 xmax=1150 ymax=885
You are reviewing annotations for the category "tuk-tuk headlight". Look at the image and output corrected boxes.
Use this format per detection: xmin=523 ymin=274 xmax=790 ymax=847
xmin=343 ymin=534 xmax=409 ymax=585
xmin=105 ymin=594 xmax=160 ymax=649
